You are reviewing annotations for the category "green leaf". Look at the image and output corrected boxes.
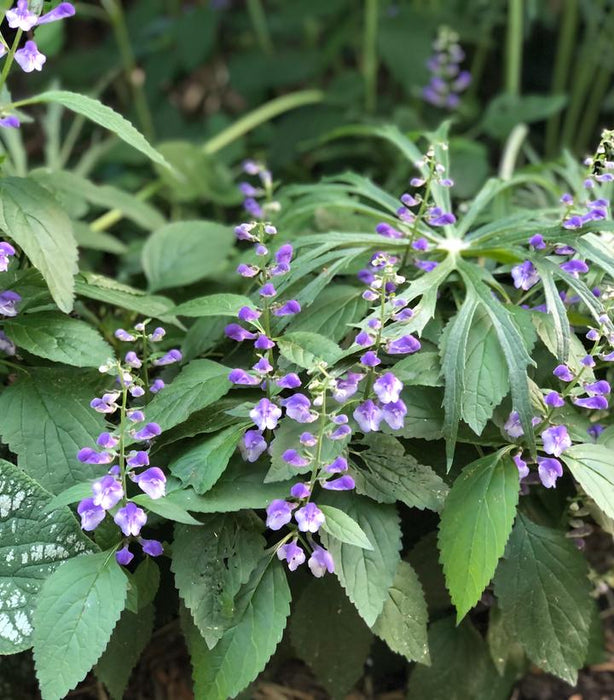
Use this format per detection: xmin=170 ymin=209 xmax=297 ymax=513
xmin=142 ymin=220 xmax=234 ymax=291
xmin=144 ymin=359 xmax=231 ymax=432
xmin=487 ymin=604 xmax=525 ymax=675
xmin=532 ymin=311 xmax=593 ymax=376
xmin=0 ymin=460 xmax=95 ymax=654
xmin=3 ymin=312 xmax=112 ymax=367
xmin=393 ymin=350 xmax=443 ymax=387
xmin=493 ymin=513 xmax=592 ymax=684
xmin=96 ymin=604 xmax=155 ymax=700
xmin=481 ymin=93 xmax=567 ymax=139
xmin=0 ymin=177 xmax=77 ymax=313
xmin=173 ymin=293 xmax=253 ymax=318
xmin=131 ymin=494 xmax=203 ymax=526
xmin=561 ymin=443 xmax=614 ymax=521
xmin=165 ymin=461 xmax=293 ymax=513
xmin=32 ymin=552 xmax=129 ymax=700
xmin=72 ymin=223 xmax=127 ymax=255
xmin=319 ymin=505 xmax=373 ymax=550
xmin=461 ymin=306 xmax=509 ymax=435
xmin=182 ymin=557 xmax=291 ymax=699
xmin=23 ymin=91 xmax=171 ymax=169
xmin=352 ymin=433 xmax=448 ymax=512
xmin=0 ymin=369 xmax=107 ymax=494
xmin=172 ymin=514 xmax=265 ymax=648
xmin=289 ymin=576 xmax=373 ymax=698
xmin=407 ymin=616 xmax=515 ymax=700
xmin=276 ymin=331 xmax=343 ymax=369
xmin=372 ymin=560 xmax=429 ymax=664
xmin=438 ymin=449 xmax=519 ymax=622
xmin=320 ymin=493 xmax=401 ymax=626
xmin=396 ymin=386 xmax=444 ymax=441
xmin=169 ymin=423 xmax=247 ymax=494
xmin=42 ymin=481 xmax=93 ymax=513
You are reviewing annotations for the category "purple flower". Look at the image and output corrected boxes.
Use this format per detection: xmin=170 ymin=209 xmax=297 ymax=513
xmin=276 ymin=373 xmax=301 ymax=389
xmin=541 ymin=425 xmax=571 ymax=457
xmin=553 ymin=364 xmax=574 ymax=382
xmin=124 ymin=351 xmax=141 ymax=369
xmin=92 ymin=476 xmax=124 ymax=510
xmin=36 ymin=2 xmax=76 ymax=25
xmin=153 ymin=349 xmax=182 ymax=366
xmin=97 ymin=432 xmax=118 ymax=449
xmin=427 ymin=207 xmax=456 ymax=226
xmin=253 ymin=356 xmax=273 ymax=374
xmin=266 ymin=499 xmax=294 ymax=530
xmin=116 ymin=545 xmax=133 ymax=566
xmin=332 ymin=373 xmax=363 ymax=403
xmin=545 ymin=391 xmax=565 ymax=408
xmin=573 ymin=396 xmax=609 ymax=410
xmin=250 ymin=398 xmax=282 ymax=431
xmin=376 ymin=223 xmax=403 ymax=239
xmin=308 ymin=545 xmax=335 ymax=577
xmin=381 ymin=399 xmax=407 ymax=430
xmin=228 ymin=368 xmax=260 ymax=386
xmin=127 ymin=409 xmax=145 ymax=423
xmin=282 ymin=449 xmax=310 ymax=468
xmin=322 ymin=475 xmax=356 ymax=491
xmin=15 ymin=40 xmax=46 ymax=73
xmin=290 ymin=483 xmax=311 ymax=499
xmin=277 ymin=541 xmax=305 ymax=571
xmin=373 ymin=372 xmax=403 ymax=404
xmin=355 ymin=330 xmax=374 ymax=347
xmin=537 ymin=457 xmax=563 ymax=488
xmin=0 ymin=116 xmax=19 ymax=129
xmin=588 ymin=424 xmax=605 ymax=441
xmin=513 ymin=453 xmax=529 ymax=479
xmin=6 ymin=0 xmax=37 ymax=30
xmin=115 ymin=328 xmax=136 ymax=342
xmin=130 ymin=385 xmax=145 ymax=398
xmin=300 ymin=432 xmax=317 ymax=446
xmin=141 ymin=539 xmax=163 ymax=557
xmin=243 ymin=197 xmax=263 ymax=218
xmin=237 ymin=263 xmax=259 ymax=278
xmin=329 ymin=424 xmax=352 ymax=440
xmin=114 ymin=502 xmax=147 ymax=537
xmin=77 ymin=498 xmax=106 ymax=531
xmin=560 ymin=260 xmax=589 ymax=277
xmin=149 ymin=327 xmax=165 ymax=342
xmin=504 ymin=411 xmax=524 ymax=439
xmin=275 ymin=244 xmax=293 ymax=266
xmin=295 ymin=502 xmax=325 ymax=533
xmin=283 ymin=394 xmax=316 ymax=423
xmin=254 ymin=334 xmax=275 ymax=350
xmin=225 ymin=324 xmax=256 ymax=342
xmin=132 ymin=467 xmax=166 ymax=499
xmin=582 ymin=355 xmax=596 ymax=368
xmin=0 ymin=242 xmax=15 ymax=271
xmin=324 ymin=456 xmax=348 ymax=473
xmin=259 ymin=283 xmax=276 ymax=298
xmin=415 ymin=260 xmax=439 ymax=272
xmin=563 ymin=215 xmax=584 ymax=230
xmin=127 ymin=451 xmax=149 ymax=468
xmin=511 ymin=261 xmax=539 ymax=291
xmin=387 ymin=335 xmax=421 ymax=355
xmin=133 ymin=423 xmax=162 ymax=441
xmin=237 ymin=306 xmax=260 ymax=323
xmin=240 ymin=430 xmax=267 ymax=462
xmin=0 ymin=290 xmax=21 ymax=317
xmin=90 ymin=394 xmax=118 ymax=414
xmin=360 ymin=350 xmax=381 ymax=367
xmin=77 ymin=447 xmax=113 ymax=465
xmin=273 ymin=300 xmax=301 ymax=317
xmin=585 ymin=380 xmax=611 ymax=396
xmin=234 ymin=223 xmax=256 ymax=241
xmin=353 ymin=400 xmax=383 ymax=433
xmin=528 ymin=234 xmax=546 ymax=250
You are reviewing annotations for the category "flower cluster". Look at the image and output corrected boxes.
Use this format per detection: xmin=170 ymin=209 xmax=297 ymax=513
xmin=238 ymin=159 xmax=279 ymax=222
xmin=0 ymin=240 xmax=20 ymax=319
xmin=422 ymin=26 xmax=471 ymax=110
xmin=76 ymin=322 xmax=181 ymax=566
xmin=375 ymin=145 xmax=455 ymax=271
xmin=0 ymin=1 xmax=76 ymax=128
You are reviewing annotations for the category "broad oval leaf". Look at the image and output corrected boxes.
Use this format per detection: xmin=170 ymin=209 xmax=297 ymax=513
xmin=319 ymin=505 xmax=373 ymax=550
xmin=438 ymin=449 xmax=519 ymax=622
xmin=562 ymin=443 xmax=614 ymax=521
xmin=276 ymin=331 xmax=343 ymax=369
xmin=173 ymin=293 xmax=253 ymax=318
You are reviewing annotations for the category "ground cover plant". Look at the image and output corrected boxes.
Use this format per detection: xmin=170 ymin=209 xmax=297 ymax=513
xmin=2 ymin=2 xmax=614 ymax=699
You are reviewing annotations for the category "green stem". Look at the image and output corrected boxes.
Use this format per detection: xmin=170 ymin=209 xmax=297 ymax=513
xmin=545 ymin=0 xmax=578 ymax=157
xmin=202 ymin=90 xmax=324 ymax=155
xmin=363 ymin=0 xmax=379 ymax=114
xmin=118 ymin=368 xmax=129 ymax=505
xmin=505 ymin=0 xmax=523 ymax=98
xmin=0 ymin=29 xmax=22 ymax=98
xmin=498 ymin=123 xmax=528 ymax=180
xmin=307 ymin=390 xmax=328 ymax=497
xmin=246 ymin=0 xmax=274 ymax=55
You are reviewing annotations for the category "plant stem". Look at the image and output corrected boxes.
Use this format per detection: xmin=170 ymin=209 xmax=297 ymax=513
xmin=499 ymin=123 xmax=528 ymax=180
xmin=545 ymin=0 xmax=578 ymax=158
xmin=363 ymin=0 xmax=379 ymax=114
xmin=0 ymin=29 xmax=22 ymax=97
xmin=505 ymin=0 xmax=523 ymax=98
xmin=246 ymin=0 xmax=274 ymax=55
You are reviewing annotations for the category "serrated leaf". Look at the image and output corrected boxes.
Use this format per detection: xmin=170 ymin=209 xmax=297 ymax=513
xmin=0 ymin=369 xmax=107 ymax=493
xmin=131 ymin=494 xmax=203 ymax=525
xmin=0 ymin=460 xmax=95 ymax=654
xmin=276 ymin=331 xmax=343 ymax=368
xmin=144 ymin=359 xmax=231 ymax=431
xmin=32 ymin=552 xmax=128 ymax=700
xmin=172 ymin=515 xmax=264 ymax=648
xmin=143 ymin=220 xmax=234 ymax=291
xmin=320 ymin=493 xmax=401 ymax=626
xmin=96 ymin=604 xmax=155 ymax=700
xmin=493 ymin=513 xmax=592 ymax=684
xmin=169 ymin=423 xmax=247 ymax=494
xmin=319 ymin=505 xmax=373 ymax=549
xmin=3 ymin=312 xmax=112 ymax=367
xmin=532 ymin=311 xmax=595 ymax=377
xmin=0 ymin=177 xmax=77 ymax=313
xmin=173 ymin=293 xmax=253 ymax=317
xmin=352 ymin=434 xmax=448 ymax=512
xmin=182 ymin=557 xmax=291 ymax=699
xmin=562 ymin=443 xmax=614 ymax=520
xmin=290 ymin=576 xmax=372 ymax=698
xmin=372 ymin=560 xmax=429 ymax=664
xmin=393 ymin=350 xmax=443 ymax=387
xmin=438 ymin=449 xmax=519 ymax=622
xmin=23 ymin=91 xmax=171 ymax=169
